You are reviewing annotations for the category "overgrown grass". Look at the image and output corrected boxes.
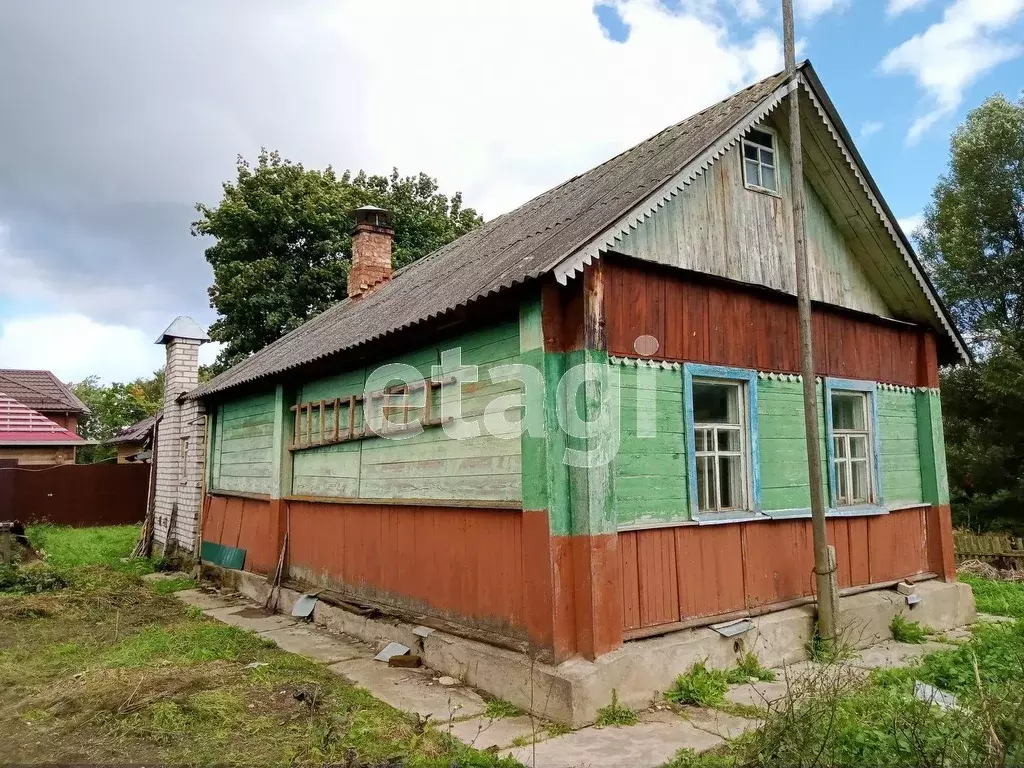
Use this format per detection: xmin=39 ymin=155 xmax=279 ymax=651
xmin=725 ymin=653 xmax=775 ymax=684
xmin=666 ymin=662 xmax=730 ymax=707
xmin=2 ymin=526 xmax=519 ymax=766
xmin=666 ymin=609 xmax=1024 ymax=767
xmin=26 ymin=523 xmax=153 ymax=574
xmin=960 ymin=574 xmax=1024 ymax=619
xmin=890 ymin=615 xmax=929 ymax=644
xmin=483 ymin=698 xmax=523 ymax=719
xmin=595 ymin=689 xmax=638 ymax=727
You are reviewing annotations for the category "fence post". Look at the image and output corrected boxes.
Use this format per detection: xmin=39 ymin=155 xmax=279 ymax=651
xmin=0 ymin=459 xmax=15 ymax=519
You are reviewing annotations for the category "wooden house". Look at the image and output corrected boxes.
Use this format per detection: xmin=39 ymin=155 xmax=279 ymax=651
xmin=189 ymin=63 xmax=965 ymax=664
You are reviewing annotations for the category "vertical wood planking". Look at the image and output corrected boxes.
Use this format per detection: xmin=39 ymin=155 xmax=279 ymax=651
xmin=675 ymin=524 xmax=746 ymax=618
xmin=636 ymin=528 xmax=680 ymax=627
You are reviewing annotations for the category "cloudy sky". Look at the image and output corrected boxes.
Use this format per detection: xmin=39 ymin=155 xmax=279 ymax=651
xmin=1 ymin=0 xmax=1022 ymax=383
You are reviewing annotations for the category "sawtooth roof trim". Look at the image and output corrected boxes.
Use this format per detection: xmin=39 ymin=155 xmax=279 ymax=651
xmin=190 ymin=61 xmax=965 ymax=401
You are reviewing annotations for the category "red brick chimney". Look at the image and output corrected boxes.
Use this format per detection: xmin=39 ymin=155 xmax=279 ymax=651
xmin=349 ymin=206 xmax=394 ymax=299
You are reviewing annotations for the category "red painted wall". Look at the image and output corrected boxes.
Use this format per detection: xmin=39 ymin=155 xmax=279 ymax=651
xmin=203 ymin=495 xmax=278 ymax=575
xmin=620 ymin=507 xmax=939 ymax=633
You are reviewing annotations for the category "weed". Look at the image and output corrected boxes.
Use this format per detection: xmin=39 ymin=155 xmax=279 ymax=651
xmin=890 ymin=614 xmax=929 ymax=644
xmin=725 ymin=652 xmax=775 ymax=684
xmin=546 ymin=721 xmax=571 ymax=738
xmin=666 ymin=662 xmax=730 ymax=707
xmin=483 ymin=698 xmax=522 ymax=719
xmin=148 ymin=577 xmax=198 ymax=595
xmin=0 ymin=563 xmax=70 ymax=594
xmin=595 ymin=689 xmax=638 ymax=727
xmin=806 ymin=623 xmax=856 ymax=663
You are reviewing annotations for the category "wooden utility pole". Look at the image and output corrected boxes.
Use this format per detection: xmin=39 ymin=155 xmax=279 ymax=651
xmin=782 ymin=0 xmax=839 ymax=641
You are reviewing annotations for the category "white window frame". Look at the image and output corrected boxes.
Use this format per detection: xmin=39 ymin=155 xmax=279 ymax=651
xmin=824 ymin=378 xmax=884 ymax=512
xmin=741 ymin=125 xmax=780 ymax=195
xmin=684 ymin=365 xmax=761 ymax=520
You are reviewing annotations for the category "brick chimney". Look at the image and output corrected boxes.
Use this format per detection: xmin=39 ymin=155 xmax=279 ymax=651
xmin=348 ymin=205 xmax=394 ymax=299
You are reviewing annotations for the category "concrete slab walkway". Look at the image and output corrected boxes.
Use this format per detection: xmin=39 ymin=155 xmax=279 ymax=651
xmin=176 ymin=586 xmax=983 ymax=768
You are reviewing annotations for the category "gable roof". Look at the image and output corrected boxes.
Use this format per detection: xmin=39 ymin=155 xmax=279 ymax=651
xmin=0 ymin=370 xmax=90 ymax=414
xmin=0 ymin=393 xmax=87 ymax=445
xmin=191 ymin=61 xmax=966 ymax=402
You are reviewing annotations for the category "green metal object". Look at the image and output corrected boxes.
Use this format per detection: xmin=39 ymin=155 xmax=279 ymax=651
xmin=201 ymin=540 xmax=246 ymax=570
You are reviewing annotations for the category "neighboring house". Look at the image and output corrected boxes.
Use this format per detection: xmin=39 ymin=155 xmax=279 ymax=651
xmin=0 ymin=393 xmax=92 ymax=465
xmin=107 ymin=413 xmax=159 ymax=463
xmin=184 ymin=63 xmax=965 ymax=669
xmin=0 ymin=369 xmax=90 ymax=440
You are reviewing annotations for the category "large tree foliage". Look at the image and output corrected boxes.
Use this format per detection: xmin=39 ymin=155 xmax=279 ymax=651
xmin=71 ymin=372 xmax=163 ymax=464
xmin=194 ymin=150 xmax=483 ymax=370
xmin=918 ymin=94 xmax=1024 ymax=533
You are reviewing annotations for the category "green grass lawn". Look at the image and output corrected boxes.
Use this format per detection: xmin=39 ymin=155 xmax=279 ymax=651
xmin=959 ymin=573 xmax=1024 ymax=619
xmin=1 ymin=525 xmax=519 ymax=767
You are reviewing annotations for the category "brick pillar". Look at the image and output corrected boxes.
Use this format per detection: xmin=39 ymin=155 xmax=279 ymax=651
xmin=348 ymin=206 xmax=394 ymax=298
xmin=153 ymin=317 xmax=210 ymax=555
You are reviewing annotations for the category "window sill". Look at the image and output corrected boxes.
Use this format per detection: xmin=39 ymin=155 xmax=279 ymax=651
xmin=744 ymin=183 xmax=782 ymax=199
xmin=761 ymin=505 xmax=889 ymax=521
xmin=693 ymin=510 xmax=769 ymax=526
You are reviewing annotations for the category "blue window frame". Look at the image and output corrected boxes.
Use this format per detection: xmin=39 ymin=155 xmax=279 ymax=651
xmin=824 ymin=377 xmax=884 ymax=515
xmin=683 ymin=364 xmax=760 ymax=521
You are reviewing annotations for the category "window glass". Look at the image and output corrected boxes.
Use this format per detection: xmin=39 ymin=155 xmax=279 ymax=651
xmin=747 ymin=129 xmax=773 ymax=148
xmin=742 ymin=128 xmax=779 ymax=192
xmin=692 ymin=379 xmax=748 ymax=513
xmin=693 ymin=382 xmax=740 ymax=424
xmin=831 ymin=390 xmax=873 ymax=507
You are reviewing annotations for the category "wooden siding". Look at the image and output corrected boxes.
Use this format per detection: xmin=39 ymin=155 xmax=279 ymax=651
xmin=878 ymin=389 xmax=925 ymax=506
xmin=619 ymin=506 xmax=933 ymax=631
xmin=0 ymin=446 xmax=76 ymax=465
xmin=610 ymin=113 xmax=892 ymax=319
xmin=291 ymin=320 xmax=523 ymax=503
xmin=202 ymin=494 xmax=277 ymax=575
xmin=286 ymin=499 xmax=529 ymax=638
xmin=211 ymin=391 xmax=276 ymax=495
xmin=610 ymin=364 xmax=687 ymax=528
xmin=605 ymin=258 xmax=929 ymax=387
xmin=757 ymin=378 xmax=827 ymax=512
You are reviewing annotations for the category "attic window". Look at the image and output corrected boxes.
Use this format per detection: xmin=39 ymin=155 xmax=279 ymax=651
xmin=742 ymin=128 xmax=778 ymax=194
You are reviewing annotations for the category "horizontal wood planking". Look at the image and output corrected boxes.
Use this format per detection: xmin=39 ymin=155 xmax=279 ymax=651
xmin=619 ymin=506 xmax=933 ymax=631
xmin=877 ymin=389 xmax=924 ymax=506
xmin=604 ymin=258 xmax=932 ymax=387
xmin=286 ymin=499 xmax=529 ymax=639
xmin=202 ymin=494 xmax=277 ymax=574
xmin=757 ymin=378 xmax=828 ymax=512
xmin=211 ymin=391 xmax=277 ymax=496
xmin=290 ymin=319 xmax=523 ymax=504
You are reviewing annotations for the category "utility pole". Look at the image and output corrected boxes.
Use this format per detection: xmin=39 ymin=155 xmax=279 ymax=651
xmin=782 ymin=0 xmax=839 ymax=642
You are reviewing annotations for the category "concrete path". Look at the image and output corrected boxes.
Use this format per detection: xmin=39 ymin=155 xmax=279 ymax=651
xmin=176 ymin=586 xmax=982 ymax=768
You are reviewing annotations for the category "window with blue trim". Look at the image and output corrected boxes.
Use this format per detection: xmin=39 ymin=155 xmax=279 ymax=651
xmin=824 ymin=378 xmax=884 ymax=512
xmin=684 ymin=365 xmax=760 ymax=519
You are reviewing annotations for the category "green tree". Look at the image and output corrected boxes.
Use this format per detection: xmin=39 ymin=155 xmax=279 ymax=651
xmin=193 ymin=150 xmax=483 ymax=370
xmin=918 ymin=94 xmax=1024 ymax=532
xmin=71 ymin=372 xmax=163 ymax=464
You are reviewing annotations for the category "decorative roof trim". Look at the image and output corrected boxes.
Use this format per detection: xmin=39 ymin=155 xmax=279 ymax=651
xmin=552 ymin=79 xmax=795 ymax=286
xmin=798 ymin=82 xmax=969 ymax=365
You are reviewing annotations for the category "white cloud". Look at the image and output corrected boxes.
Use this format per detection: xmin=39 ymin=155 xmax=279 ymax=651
xmin=887 ymin=0 xmax=932 ymax=15
xmin=796 ymin=0 xmax=849 ymax=21
xmin=731 ymin=0 xmax=766 ymax=21
xmin=0 ymin=0 xmax=789 ymax=381
xmin=860 ymin=120 xmax=884 ymax=139
xmin=0 ymin=314 xmax=221 ymax=384
xmin=898 ymin=213 xmax=925 ymax=236
xmin=881 ymin=0 xmax=1024 ymax=143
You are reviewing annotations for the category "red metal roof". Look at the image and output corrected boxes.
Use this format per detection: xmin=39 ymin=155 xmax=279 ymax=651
xmin=0 ymin=392 xmax=85 ymax=444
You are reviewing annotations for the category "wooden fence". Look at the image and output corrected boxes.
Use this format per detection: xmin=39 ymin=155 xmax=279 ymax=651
xmin=0 ymin=460 xmax=150 ymax=527
xmin=954 ymin=530 xmax=1024 ymax=568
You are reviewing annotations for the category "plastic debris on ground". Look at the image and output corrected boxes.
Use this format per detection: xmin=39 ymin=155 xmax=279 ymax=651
xmin=374 ymin=641 xmax=411 ymax=662
xmin=291 ymin=593 xmax=319 ymax=618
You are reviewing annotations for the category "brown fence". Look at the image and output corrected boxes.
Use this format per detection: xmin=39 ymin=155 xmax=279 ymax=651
xmin=0 ymin=460 xmax=150 ymax=527
xmin=954 ymin=530 xmax=1024 ymax=568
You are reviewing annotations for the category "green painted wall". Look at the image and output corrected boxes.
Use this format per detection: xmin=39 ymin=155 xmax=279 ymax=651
xmin=210 ymin=390 xmax=277 ymax=495
xmin=608 ymin=369 xmax=930 ymax=526
xmin=878 ymin=389 xmax=925 ymax=505
xmin=290 ymin=319 xmax=523 ymax=503
xmin=609 ymin=364 xmax=687 ymax=527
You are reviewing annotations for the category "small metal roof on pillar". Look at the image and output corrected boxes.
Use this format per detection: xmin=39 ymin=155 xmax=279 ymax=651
xmin=155 ymin=316 xmax=210 ymax=345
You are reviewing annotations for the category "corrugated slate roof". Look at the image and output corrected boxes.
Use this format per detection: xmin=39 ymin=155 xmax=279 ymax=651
xmin=0 ymin=370 xmax=90 ymax=413
xmin=190 ymin=69 xmax=791 ymax=400
xmin=107 ymin=412 xmax=159 ymax=445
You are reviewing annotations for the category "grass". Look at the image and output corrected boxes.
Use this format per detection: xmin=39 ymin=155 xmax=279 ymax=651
xmin=665 ymin=662 xmax=730 ymax=707
xmin=665 ymin=578 xmax=1024 ymax=768
xmin=890 ymin=615 xmax=929 ymax=644
xmin=725 ymin=653 xmax=775 ymax=684
xmin=2 ymin=526 xmax=520 ymax=767
xmin=483 ymin=698 xmax=523 ymax=719
xmin=960 ymin=573 xmax=1024 ymax=619
xmin=595 ymin=689 xmax=638 ymax=727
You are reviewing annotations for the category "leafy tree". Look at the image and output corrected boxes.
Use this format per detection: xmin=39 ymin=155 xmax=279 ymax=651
xmin=194 ymin=150 xmax=483 ymax=370
xmin=918 ymin=94 xmax=1024 ymax=533
xmin=71 ymin=372 xmax=163 ymax=464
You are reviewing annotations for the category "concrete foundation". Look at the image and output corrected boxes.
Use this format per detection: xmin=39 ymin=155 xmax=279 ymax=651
xmin=204 ymin=565 xmax=975 ymax=728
